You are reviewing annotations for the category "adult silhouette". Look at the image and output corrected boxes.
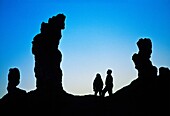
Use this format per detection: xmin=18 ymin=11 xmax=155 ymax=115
xmin=93 ymin=73 xmax=103 ymax=96
xmin=102 ymin=69 xmax=113 ymax=97
xmin=0 ymin=68 xmax=27 ymax=114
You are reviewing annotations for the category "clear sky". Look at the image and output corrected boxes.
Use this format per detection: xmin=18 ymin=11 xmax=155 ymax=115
xmin=0 ymin=0 xmax=170 ymax=98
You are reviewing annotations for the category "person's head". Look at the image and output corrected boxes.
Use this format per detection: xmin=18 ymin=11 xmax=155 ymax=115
xmin=96 ymin=73 xmax=101 ymax=78
xmin=8 ymin=67 xmax=20 ymax=87
xmin=107 ymin=69 xmax=112 ymax=75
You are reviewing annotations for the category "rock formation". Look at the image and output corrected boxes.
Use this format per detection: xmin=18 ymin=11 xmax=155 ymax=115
xmin=32 ymin=14 xmax=66 ymax=94
xmin=132 ymin=38 xmax=157 ymax=82
xmin=0 ymin=14 xmax=169 ymax=116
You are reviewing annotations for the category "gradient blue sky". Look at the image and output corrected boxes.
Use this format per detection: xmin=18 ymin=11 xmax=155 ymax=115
xmin=0 ymin=0 xmax=170 ymax=98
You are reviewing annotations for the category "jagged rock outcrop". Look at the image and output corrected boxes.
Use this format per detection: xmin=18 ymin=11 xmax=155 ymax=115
xmin=0 ymin=68 xmax=27 ymax=115
xmin=32 ymin=14 xmax=66 ymax=94
xmin=132 ymin=38 xmax=157 ymax=81
xmin=110 ymin=38 xmax=170 ymax=116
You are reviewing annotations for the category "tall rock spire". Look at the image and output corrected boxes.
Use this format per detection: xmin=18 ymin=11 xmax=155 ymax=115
xmin=132 ymin=38 xmax=157 ymax=81
xmin=32 ymin=14 xmax=66 ymax=94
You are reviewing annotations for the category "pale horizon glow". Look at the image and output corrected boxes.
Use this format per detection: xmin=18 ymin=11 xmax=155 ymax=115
xmin=0 ymin=0 xmax=170 ymax=98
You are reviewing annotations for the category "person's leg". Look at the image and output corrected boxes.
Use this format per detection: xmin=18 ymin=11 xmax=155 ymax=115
xmin=95 ymin=90 xmax=97 ymax=96
xmin=108 ymin=88 xmax=112 ymax=96
xmin=102 ymin=87 xmax=107 ymax=97
xmin=99 ymin=90 xmax=102 ymax=96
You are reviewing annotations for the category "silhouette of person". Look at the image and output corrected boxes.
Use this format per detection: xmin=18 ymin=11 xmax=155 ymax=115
xmin=0 ymin=67 xmax=27 ymax=114
xmin=102 ymin=69 xmax=113 ymax=97
xmin=93 ymin=73 xmax=103 ymax=96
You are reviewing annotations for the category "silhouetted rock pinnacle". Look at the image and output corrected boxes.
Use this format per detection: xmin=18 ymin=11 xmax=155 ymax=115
xmin=0 ymin=68 xmax=27 ymax=115
xmin=32 ymin=14 xmax=66 ymax=94
xmin=132 ymin=38 xmax=157 ymax=81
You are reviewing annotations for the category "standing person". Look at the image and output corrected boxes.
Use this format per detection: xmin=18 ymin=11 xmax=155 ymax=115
xmin=93 ymin=73 xmax=103 ymax=96
xmin=102 ymin=69 xmax=113 ymax=97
